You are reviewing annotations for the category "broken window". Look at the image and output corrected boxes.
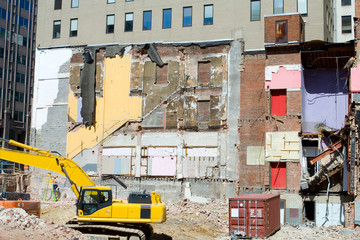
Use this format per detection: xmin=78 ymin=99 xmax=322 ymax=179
xmin=198 ymin=101 xmax=210 ymax=122
xmin=297 ymin=0 xmax=307 ymax=16
xmin=71 ymin=0 xmax=78 ymax=8
xmin=274 ymin=0 xmax=284 ymax=14
xmin=271 ymin=162 xmax=286 ymax=189
xmin=163 ymin=9 xmax=171 ymax=29
xmin=183 ymin=6 xmax=192 ymax=27
xmin=125 ymin=12 xmax=133 ymax=32
xmin=53 ymin=20 xmax=61 ymax=38
xmin=250 ymin=0 xmax=260 ymax=21
xmin=156 ymin=64 xmax=168 ymax=84
xmin=342 ymin=15 xmax=351 ymax=33
xmin=198 ymin=61 xmax=211 ymax=84
xmin=204 ymin=5 xmax=213 ymax=25
xmin=54 ymin=0 xmax=62 ymax=10
xmin=275 ymin=20 xmax=288 ymax=43
xmin=143 ymin=11 xmax=152 ymax=30
xmin=70 ymin=18 xmax=78 ymax=37
xmin=106 ymin=14 xmax=115 ymax=34
xmin=271 ymin=89 xmax=286 ymax=116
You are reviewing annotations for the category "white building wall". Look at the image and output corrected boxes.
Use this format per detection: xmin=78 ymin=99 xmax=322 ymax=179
xmin=334 ymin=0 xmax=355 ymax=43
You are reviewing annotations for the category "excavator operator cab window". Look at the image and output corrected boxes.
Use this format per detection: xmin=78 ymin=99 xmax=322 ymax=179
xmin=82 ymin=190 xmax=98 ymax=215
xmin=80 ymin=189 xmax=112 ymax=216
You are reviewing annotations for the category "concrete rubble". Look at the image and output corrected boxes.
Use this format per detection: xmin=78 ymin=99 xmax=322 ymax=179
xmin=0 ymin=206 xmax=88 ymax=240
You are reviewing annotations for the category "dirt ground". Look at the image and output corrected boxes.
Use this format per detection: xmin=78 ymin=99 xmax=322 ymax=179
xmin=2 ymin=198 xmax=360 ymax=240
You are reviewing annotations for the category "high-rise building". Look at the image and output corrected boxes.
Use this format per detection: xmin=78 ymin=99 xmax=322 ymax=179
xmin=0 ymin=0 xmax=37 ymax=171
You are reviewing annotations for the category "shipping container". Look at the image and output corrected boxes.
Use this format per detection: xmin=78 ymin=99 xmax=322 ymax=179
xmin=229 ymin=194 xmax=280 ymax=239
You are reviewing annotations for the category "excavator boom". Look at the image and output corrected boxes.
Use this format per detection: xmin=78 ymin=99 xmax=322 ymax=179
xmin=0 ymin=139 xmax=95 ymax=198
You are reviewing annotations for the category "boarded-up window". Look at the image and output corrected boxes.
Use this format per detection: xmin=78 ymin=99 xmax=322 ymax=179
xmin=198 ymin=62 xmax=210 ymax=84
xmin=198 ymin=101 xmax=210 ymax=122
xmin=271 ymin=89 xmax=286 ymax=116
xmin=275 ymin=20 xmax=288 ymax=43
xmin=156 ymin=64 xmax=168 ymax=84
xmin=271 ymin=162 xmax=286 ymax=189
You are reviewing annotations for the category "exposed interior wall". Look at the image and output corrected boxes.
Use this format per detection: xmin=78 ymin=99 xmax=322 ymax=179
xmin=31 ymin=48 xmax=72 ymax=156
xmin=301 ymin=69 xmax=348 ymax=133
xmin=67 ymin=52 xmax=142 ymax=158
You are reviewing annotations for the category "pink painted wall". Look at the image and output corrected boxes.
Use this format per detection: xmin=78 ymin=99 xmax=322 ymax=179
xmin=265 ymin=66 xmax=302 ymax=90
xmin=150 ymin=156 xmax=176 ymax=176
xmin=351 ymin=65 xmax=360 ymax=92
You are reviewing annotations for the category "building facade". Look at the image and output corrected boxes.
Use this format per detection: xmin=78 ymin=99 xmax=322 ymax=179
xmin=0 ymin=0 xmax=37 ymax=171
xmin=29 ymin=0 xmax=360 ymax=227
xmin=37 ymin=0 xmax=332 ymax=50
xmin=334 ymin=0 xmax=355 ymax=42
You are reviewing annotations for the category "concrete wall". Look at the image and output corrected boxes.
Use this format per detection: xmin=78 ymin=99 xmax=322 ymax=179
xmin=31 ymin=48 xmax=72 ymax=156
xmin=37 ymin=0 xmax=329 ymax=50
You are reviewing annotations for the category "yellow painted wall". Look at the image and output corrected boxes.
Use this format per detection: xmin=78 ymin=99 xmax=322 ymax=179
xmin=66 ymin=55 xmax=141 ymax=158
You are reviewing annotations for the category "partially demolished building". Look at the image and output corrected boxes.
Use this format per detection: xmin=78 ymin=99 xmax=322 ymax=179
xmin=28 ymin=0 xmax=360 ymax=228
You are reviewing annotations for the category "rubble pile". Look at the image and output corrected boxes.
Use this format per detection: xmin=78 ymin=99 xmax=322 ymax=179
xmin=0 ymin=206 xmax=88 ymax=240
xmin=167 ymin=199 xmax=229 ymax=232
xmin=269 ymin=224 xmax=360 ymax=239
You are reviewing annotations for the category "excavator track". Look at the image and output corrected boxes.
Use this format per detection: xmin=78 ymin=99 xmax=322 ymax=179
xmin=66 ymin=220 xmax=153 ymax=240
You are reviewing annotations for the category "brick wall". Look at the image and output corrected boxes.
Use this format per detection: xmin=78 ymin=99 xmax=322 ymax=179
xmin=264 ymin=14 xmax=305 ymax=44
xmin=238 ymin=53 xmax=267 ymax=188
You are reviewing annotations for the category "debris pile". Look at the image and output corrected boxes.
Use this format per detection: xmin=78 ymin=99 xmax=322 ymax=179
xmin=0 ymin=206 xmax=88 ymax=240
xmin=269 ymin=224 xmax=360 ymax=239
xmin=167 ymin=199 xmax=229 ymax=232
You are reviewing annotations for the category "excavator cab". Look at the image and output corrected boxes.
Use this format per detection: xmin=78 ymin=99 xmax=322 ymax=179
xmin=77 ymin=186 xmax=113 ymax=217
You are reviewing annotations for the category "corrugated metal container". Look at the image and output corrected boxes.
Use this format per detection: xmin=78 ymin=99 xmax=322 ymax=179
xmin=229 ymin=194 xmax=280 ymax=239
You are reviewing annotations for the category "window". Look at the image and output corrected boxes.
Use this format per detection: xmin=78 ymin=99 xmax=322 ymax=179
xmin=251 ymin=0 xmax=260 ymax=21
xmin=71 ymin=0 xmax=79 ymax=8
xmin=17 ymin=54 xmax=26 ymax=65
xmin=204 ymin=5 xmax=213 ymax=25
xmin=274 ymin=0 xmax=284 ymax=14
xmin=54 ymin=0 xmax=62 ymax=10
xmin=125 ymin=13 xmax=133 ymax=32
xmin=271 ymin=162 xmax=286 ymax=189
xmin=156 ymin=64 xmax=168 ymax=84
xmin=125 ymin=0 xmax=134 ymax=1
xmin=183 ymin=6 xmax=192 ymax=27
xmin=342 ymin=15 xmax=352 ymax=33
xmin=107 ymin=0 xmax=115 ymax=3
xmin=15 ymin=92 xmax=24 ymax=102
xmin=106 ymin=14 xmax=115 ymax=33
xmin=16 ymin=73 xmax=25 ymax=84
xmin=53 ymin=20 xmax=61 ymax=38
xmin=14 ymin=111 xmax=23 ymax=121
xmin=275 ymin=20 xmax=288 ymax=43
xmin=70 ymin=18 xmax=78 ymax=37
xmin=342 ymin=0 xmax=351 ymax=5
xmin=143 ymin=11 xmax=152 ymax=30
xmin=271 ymin=89 xmax=286 ymax=116
xmin=198 ymin=61 xmax=211 ymax=84
xmin=163 ymin=9 xmax=172 ymax=29
xmin=297 ymin=0 xmax=307 ymax=16
xmin=0 ymin=47 xmax=4 ymax=58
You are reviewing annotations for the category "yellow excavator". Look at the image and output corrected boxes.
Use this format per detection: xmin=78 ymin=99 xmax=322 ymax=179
xmin=0 ymin=138 xmax=166 ymax=240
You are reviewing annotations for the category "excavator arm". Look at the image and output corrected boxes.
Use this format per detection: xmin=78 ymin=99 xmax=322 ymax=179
xmin=0 ymin=139 xmax=96 ymax=198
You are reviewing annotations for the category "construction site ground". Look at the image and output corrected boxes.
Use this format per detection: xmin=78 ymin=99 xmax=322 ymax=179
xmin=1 ymin=197 xmax=360 ymax=240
